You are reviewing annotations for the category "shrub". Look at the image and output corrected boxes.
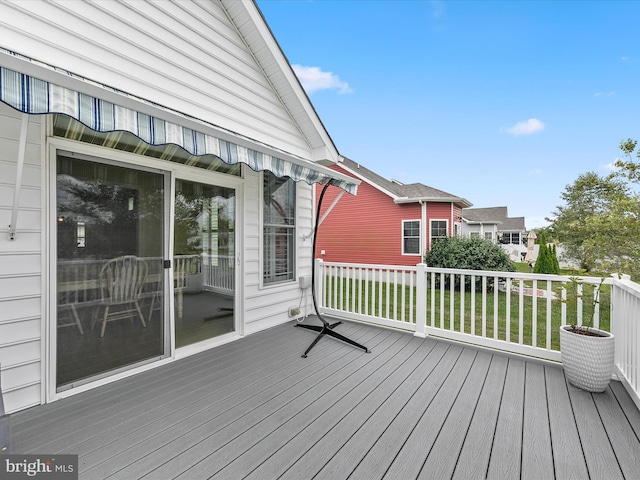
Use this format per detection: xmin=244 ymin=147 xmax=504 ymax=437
xmin=425 ymin=236 xmax=515 ymax=291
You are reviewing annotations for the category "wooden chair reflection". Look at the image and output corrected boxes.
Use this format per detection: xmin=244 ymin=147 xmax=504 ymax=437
xmin=58 ymin=302 xmax=84 ymax=335
xmin=92 ymin=255 xmax=148 ymax=337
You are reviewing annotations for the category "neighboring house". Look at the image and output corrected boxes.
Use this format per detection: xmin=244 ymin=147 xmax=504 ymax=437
xmin=0 ymin=1 xmax=359 ymax=414
xmin=314 ymin=157 xmax=472 ymax=266
xmin=461 ymin=207 xmax=527 ymax=260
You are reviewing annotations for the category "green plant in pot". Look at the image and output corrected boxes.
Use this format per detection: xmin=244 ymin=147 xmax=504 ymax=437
xmin=559 ymin=275 xmax=615 ymax=392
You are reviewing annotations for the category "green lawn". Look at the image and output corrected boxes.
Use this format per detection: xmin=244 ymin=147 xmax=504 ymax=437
xmin=322 ymin=274 xmax=611 ymax=351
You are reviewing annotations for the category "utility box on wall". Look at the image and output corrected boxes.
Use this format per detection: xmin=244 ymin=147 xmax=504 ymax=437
xmin=299 ymin=275 xmax=312 ymax=290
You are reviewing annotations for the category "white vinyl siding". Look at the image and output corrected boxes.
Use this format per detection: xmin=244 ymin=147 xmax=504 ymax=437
xmin=0 ymin=104 xmax=44 ymax=414
xmin=0 ymin=1 xmax=312 ymax=159
xmin=0 ymin=0 xmax=322 ymax=414
xmin=243 ymin=168 xmax=313 ymax=334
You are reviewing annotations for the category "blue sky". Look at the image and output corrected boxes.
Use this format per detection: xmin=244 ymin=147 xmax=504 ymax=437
xmin=257 ymin=0 xmax=640 ymax=229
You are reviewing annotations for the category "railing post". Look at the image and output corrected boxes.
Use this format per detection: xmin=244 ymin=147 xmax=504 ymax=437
xmin=415 ymin=263 xmax=427 ymax=337
xmin=315 ymin=258 xmax=324 ymax=312
xmin=611 ymin=274 xmax=629 ymax=380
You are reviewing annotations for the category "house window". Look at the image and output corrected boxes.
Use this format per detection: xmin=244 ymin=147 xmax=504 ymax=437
xmin=402 ymin=220 xmax=421 ymax=255
xmin=430 ymin=220 xmax=448 ymax=246
xmin=454 ymin=223 xmax=461 ymax=237
xmin=263 ymin=171 xmax=296 ymax=284
xmin=484 ymin=232 xmax=493 ymax=241
xmin=500 ymin=232 xmax=521 ymax=245
xmin=470 ymin=232 xmax=480 ymax=238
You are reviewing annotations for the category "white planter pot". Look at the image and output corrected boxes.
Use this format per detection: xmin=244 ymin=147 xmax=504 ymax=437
xmin=559 ymin=325 xmax=615 ymax=392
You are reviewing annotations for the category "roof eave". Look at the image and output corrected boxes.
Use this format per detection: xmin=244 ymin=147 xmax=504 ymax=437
xmin=394 ymin=197 xmax=473 ymax=207
xmin=230 ymin=0 xmax=341 ymax=165
xmin=463 ymin=220 xmax=504 ymax=225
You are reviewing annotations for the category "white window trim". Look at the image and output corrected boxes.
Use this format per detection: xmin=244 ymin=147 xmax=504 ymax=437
xmin=260 ymin=171 xmax=297 ymax=288
xmin=401 ymin=219 xmax=422 ymax=256
xmin=430 ymin=219 xmax=449 ymax=246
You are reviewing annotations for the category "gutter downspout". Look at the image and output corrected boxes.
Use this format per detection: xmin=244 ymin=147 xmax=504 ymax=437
xmin=420 ymin=200 xmax=427 ymax=259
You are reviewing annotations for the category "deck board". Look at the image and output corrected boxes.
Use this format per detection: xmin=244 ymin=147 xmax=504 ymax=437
xmin=242 ymin=336 xmax=438 ymax=480
xmin=381 ymin=348 xmax=479 ymax=480
xmin=9 ymin=318 xmax=640 ymax=480
xmin=545 ymin=365 xmax=590 ymax=479
xmin=521 ymin=362 xmax=554 ymax=480
xmin=314 ymin=341 xmax=456 ymax=480
xmin=593 ymin=388 xmax=640 ymax=478
xmin=216 ymin=333 xmax=422 ymax=480
xmin=417 ymin=351 xmax=493 ymax=480
xmin=304 ymin=342 xmax=458 ymax=480
xmin=278 ymin=343 xmax=458 ymax=480
xmin=486 ymin=358 xmax=525 ymax=480
xmin=451 ymin=354 xmax=508 ymax=480
xmin=86 ymin=323 xmax=378 ymax=479
xmin=610 ymin=380 xmax=640 ymax=440
xmin=569 ymin=381 xmax=626 ymax=480
xmin=166 ymin=328 xmax=399 ymax=480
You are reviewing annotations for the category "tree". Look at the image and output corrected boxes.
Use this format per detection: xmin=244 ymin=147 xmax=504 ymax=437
xmin=547 ymin=171 xmax=631 ymax=272
xmin=533 ymin=232 xmax=559 ymax=274
xmin=548 ymin=139 xmax=640 ymax=279
xmin=552 ymin=244 xmax=560 ymax=273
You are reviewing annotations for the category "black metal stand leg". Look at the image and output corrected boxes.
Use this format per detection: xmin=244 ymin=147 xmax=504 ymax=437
xmin=297 ymin=179 xmax=370 ymax=358
xmin=295 ymin=321 xmax=370 ymax=358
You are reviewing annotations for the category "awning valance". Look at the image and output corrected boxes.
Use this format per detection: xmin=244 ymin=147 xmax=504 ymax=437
xmin=0 ymin=54 xmax=358 ymax=195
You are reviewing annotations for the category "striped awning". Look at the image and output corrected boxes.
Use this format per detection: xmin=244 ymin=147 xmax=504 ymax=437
xmin=0 ymin=56 xmax=357 ymax=195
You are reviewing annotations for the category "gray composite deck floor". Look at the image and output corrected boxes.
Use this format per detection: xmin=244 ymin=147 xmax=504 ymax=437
xmin=11 ymin=318 xmax=640 ymax=480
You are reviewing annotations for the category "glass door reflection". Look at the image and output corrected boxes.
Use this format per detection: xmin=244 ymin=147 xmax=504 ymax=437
xmin=56 ymin=154 xmax=166 ymax=390
xmin=174 ymin=179 xmax=235 ymax=348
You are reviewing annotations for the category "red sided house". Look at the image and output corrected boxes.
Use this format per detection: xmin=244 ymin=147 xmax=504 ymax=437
xmin=314 ymin=157 xmax=472 ymax=266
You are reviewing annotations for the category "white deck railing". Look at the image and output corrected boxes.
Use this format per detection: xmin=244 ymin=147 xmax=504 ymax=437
xmin=316 ymin=259 xmax=640 ymax=406
xmin=611 ymin=275 xmax=640 ymax=411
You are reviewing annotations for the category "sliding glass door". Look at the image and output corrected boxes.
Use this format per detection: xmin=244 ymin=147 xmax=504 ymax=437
xmin=55 ymin=152 xmax=167 ymax=390
xmin=174 ymin=179 xmax=236 ymax=348
xmin=54 ymin=151 xmax=237 ymax=390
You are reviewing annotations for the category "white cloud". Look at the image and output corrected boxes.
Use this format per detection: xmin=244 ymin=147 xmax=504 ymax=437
xmin=527 ymin=216 xmax=551 ymax=228
xmin=501 ymin=118 xmax=545 ymax=136
xmin=292 ymin=64 xmax=353 ymax=94
xmin=428 ymin=0 xmax=446 ymax=20
xmin=603 ymin=162 xmax=620 ymax=173
xmin=621 ymin=56 xmax=630 ymax=62
xmin=594 ymin=91 xmax=616 ymax=97
xmin=528 ymin=168 xmax=542 ymax=176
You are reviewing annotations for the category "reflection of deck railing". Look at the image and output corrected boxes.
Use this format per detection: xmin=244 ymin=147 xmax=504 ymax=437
xmin=203 ymin=254 xmax=234 ymax=294
xmin=58 ymin=255 xmax=235 ymax=327
xmin=173 ymin=254 xmax=234 ymax=295
xmin=58 ymin=254 xmax=234 ymax=303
